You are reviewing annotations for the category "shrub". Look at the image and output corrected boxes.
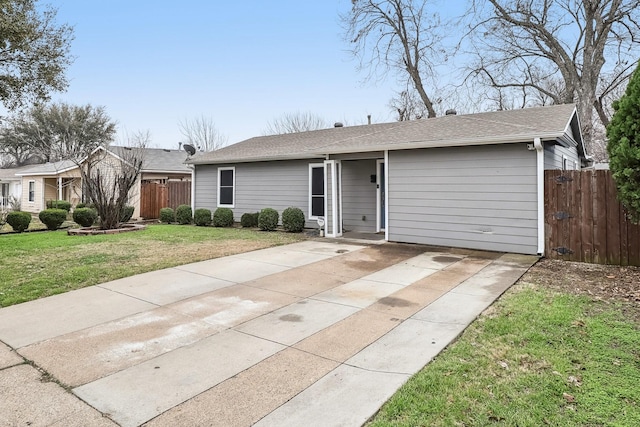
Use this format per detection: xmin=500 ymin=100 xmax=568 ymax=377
xmin=282 ymin=207 xmax=305 ymax=232
xmin=72 ymin=207 xmax=98 ymax=227
xmin=120 ymin=205 xmax=135 ymax=223
xmin=6 ymin=211 xmax=31 ymax=232
xmin=213 ymin=207 xmax=234 ymax=227
xmin=39 ymin=208 xmax=67 ymax=230
xmin=46 ymin=200 xmax=71 ymax=212
xmin=258 ymin=208 xmax=279 ymax=231
xmin=176 ymin=204 xmax=192 ymax=224
xmin=194 ymin=208 xmax=212 ymax=226
xmin=241 ymin=212 xmax=259 ymax=228
xmin=159 ymin=207 xmax=175 ymax=223
xmin=75 ymin=202 xmax=86 ymax=209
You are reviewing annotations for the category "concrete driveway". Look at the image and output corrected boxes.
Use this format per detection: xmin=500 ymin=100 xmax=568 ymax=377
xmin=0 ymin=240 xmax=536 ymax=427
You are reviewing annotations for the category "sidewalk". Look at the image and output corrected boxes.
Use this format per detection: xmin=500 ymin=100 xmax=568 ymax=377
xmin=0 ymin=240 xmax=537 ymax=426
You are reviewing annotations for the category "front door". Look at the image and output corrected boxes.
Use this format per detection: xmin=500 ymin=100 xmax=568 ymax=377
xmin=377 ymin=160 xmax=385 ymax=232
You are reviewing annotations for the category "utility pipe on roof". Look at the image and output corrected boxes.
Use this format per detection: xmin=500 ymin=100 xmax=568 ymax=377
xmin=534 ymin=138 xmax=544 ymax=255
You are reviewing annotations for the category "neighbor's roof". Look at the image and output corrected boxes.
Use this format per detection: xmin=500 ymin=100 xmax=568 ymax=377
xmin=16 ymin=146 xmax=192 ymax=176
xmin=0 ymin=165 xmax=34 ymax=180
xmin=108 ymin=146 xmax=191 ymax=173
xmin=190 ymin=104 xmax=584 ymax=165
xmin=15 ymin=160 xmax=78 ymax=176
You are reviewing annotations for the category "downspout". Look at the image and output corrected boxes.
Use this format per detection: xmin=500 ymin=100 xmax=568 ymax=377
xmin=188 ymin=164 xmax=195 ymax=213
xmin=534 ymin=138 xmax=544 ymax=256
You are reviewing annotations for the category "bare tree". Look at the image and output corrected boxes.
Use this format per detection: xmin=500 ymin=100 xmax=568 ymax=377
xmin=389 ymin=88 xmax=428 ymax=120
xmin=468 ymin=0 xmax=640 ymax=152
xmin=178 ymin=116 xmax=227 ymax=151
xmin=343 ymin=0 xmax=447 ymax=118
xmin=263 ymin=111 xmax=328 ymax=135
xmin=80 ymin=131 xmax=147 ymax=230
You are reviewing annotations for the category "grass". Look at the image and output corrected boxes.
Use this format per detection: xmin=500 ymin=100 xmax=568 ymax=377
xmin=368 ymin=285 xmax=640 ymax=427
xmin=0 ymin=224 xmax=304 ymax=307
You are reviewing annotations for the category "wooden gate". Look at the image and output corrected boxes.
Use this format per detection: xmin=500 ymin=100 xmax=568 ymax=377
xmin=545 ymin=170 xmax=640 ymax=266
xmin=140 ymin=181 xmax=191 ymax=219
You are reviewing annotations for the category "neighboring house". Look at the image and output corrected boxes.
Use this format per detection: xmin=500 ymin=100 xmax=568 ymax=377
xmin=189 ymin=104 xmax=588 ymax=255
xmin=0 ymin=165 xmax=32 ymax=209
xmin=16 ymin=146 xmax=192 ymax=218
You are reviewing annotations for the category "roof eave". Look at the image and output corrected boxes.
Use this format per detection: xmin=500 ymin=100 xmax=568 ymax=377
xmin=312 ymin=132 xmax=568 ymax=156
xmin=142 ymin=169 xmax=192 ymax=174
xmin=189 ymin=153 xmax=324 ymax=165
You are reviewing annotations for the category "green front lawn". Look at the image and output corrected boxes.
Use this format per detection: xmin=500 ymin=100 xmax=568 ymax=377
xmin=0 ymin=225 xmax=304 ymax=307
xmin=369 ymin=285 xmax=640 ymax=426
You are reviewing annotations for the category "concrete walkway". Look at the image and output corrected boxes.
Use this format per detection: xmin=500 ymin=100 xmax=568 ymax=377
xmin=0 ymin=240 xmax=537 ymax=427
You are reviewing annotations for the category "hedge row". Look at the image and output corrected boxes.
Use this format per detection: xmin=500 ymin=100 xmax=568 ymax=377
xmin=159 ymin=206 xmax=306 ymax=233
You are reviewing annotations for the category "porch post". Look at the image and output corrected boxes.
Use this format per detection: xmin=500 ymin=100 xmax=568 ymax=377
xmin=58 ymin=177 xmax=63 ymax=200
xmin=323 ymin=160 xmax=342 ymax=238
xmin=384 ymin=150 xmax=389 ymax=242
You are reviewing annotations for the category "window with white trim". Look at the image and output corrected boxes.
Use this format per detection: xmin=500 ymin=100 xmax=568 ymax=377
xmin=309 ymin=164 xmax=324 ymax=219
xmin=28 ymin=181 xmax=35 ymax=202
xmin=217 ymin=167 xmax=235 ymax=207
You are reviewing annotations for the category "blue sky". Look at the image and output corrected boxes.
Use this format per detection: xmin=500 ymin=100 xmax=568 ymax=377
xmin=52 ymin=0 xmax=401 ymax=149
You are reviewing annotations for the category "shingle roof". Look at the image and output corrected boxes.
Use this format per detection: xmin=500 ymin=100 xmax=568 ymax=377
xmin=15 ymin=146 xmax=191 ymax=176
xmin=0 ymin=165 xmax=35 ymax=180
xmin=190 ymin=104 xmax=582 ymax=165
xmin=108 ymin=146 xmax=191 ymax=173
xmin=14 ymin=160 xmax=78 ymax=176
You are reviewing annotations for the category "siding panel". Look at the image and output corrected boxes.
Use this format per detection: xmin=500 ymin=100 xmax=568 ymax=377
xmin=388 ymin=144 xmax=538 ymax=254
xmin=194 ymin=159 xmax=323 ymax=227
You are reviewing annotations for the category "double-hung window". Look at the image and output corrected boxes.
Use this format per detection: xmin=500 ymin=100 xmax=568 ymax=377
xmin=28 ymin=181 xmax=35 ymax=202
xmin=218 ymin=167 xmax=235 ymax=207
xmin=309 ymin=164 xmax=324 ymax=219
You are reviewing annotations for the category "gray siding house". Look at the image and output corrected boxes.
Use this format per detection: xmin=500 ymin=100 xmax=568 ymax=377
xmin=190 ymin=104 xmax=588 ymax=255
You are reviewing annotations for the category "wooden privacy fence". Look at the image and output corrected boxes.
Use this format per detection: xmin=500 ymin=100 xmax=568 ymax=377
xmin=545 ymin=170 xmax=640 ymax=266
xmin=140 ymin=181 xmax=191 ymax=219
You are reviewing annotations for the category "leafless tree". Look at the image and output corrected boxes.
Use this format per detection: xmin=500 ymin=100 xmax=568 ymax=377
xmin=80 ymin=131 xmax=147 ymax=230
xmin=342 ymin=0 xmax=447 ymax=118
xmin=389 ymin=88 xmax=429 ymax=120
xmin=468 ymin=0 xmax=640 ymax=152
xmin=263 ymin=111 xmax=328 ymax=135
xmin=178 ymin=116 xmax=227 ymax=151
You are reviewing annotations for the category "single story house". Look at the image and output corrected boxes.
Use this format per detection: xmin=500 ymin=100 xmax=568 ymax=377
xmin=0 ymin=165 xmax=32 ymax=209
xmin=189 ymin=104 xmax=588 ymax=255
xmin=16 ymin=146 xmax=192 ymax=218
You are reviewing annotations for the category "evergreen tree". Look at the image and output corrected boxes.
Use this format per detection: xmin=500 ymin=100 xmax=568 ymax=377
xmin=607 ymin=63 xmax=640 ymax=222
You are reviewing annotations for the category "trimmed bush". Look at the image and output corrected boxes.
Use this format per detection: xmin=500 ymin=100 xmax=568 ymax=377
xmin=194 ymin=208 xmax=212 ymax=226
xmin=119 ymin=205 xmax=135 ymax=223
xmin=72 ymin=207 xmax=98 ymax=227
xmin=282 ymin=207 xmax=305 ymax=232
xmin=46 ymin=200 xmax=71 ymax=212
xmin=240 ymin=212 xmax=259 ymax=228
xmin=6 ymin=211 xmax=32 ymax=232
xmin=39 ymin=208 xmax=67 ymax=230
xmin=159 ymin=207 xmax=175 ymax=223
xmin=258 ymin=208 xmax=279 ymax=231
xmin=75 ymin=202 xmax=86 ymax=209
xmin=176 ymin=204 xmax=193 ymax=224
xmin=213 ymin=207 xmax=234 ymax=227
